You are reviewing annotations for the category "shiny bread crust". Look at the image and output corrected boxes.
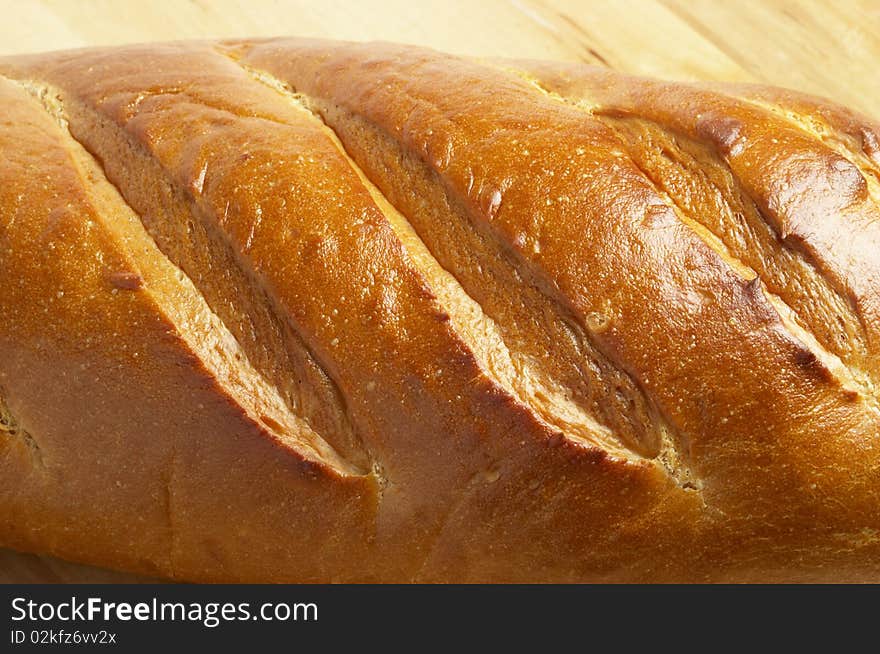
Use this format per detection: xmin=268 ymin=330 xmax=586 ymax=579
xmin=0 ymin=38 xmax=878 ymax=582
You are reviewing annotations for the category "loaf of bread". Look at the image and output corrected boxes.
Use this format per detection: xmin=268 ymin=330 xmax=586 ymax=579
xmin=0 ymin=38 xmax=878 ymax=583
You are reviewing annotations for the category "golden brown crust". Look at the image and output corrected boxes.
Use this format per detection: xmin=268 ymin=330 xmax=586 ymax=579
xmin=0 ymin=38 xmax=878 ymax=582
xmin=0 ymin=72 xmax=377 ymax=582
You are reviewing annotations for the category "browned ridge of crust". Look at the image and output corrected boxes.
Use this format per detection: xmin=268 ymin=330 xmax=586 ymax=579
xmin=0 ymin=38 xmax=878 ymax=582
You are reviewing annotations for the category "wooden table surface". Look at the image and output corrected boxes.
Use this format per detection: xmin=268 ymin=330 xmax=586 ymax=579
xmin=1 ymin=0 xmax=878 ymax=583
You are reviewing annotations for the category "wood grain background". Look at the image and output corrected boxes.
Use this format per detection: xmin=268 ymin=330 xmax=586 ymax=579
xmin=1 ymin=0 xmax=878 ymax=583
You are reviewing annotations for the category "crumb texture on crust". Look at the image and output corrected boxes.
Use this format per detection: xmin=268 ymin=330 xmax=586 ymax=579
xmin=0 ymin=38 xmax=878 ymax=582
